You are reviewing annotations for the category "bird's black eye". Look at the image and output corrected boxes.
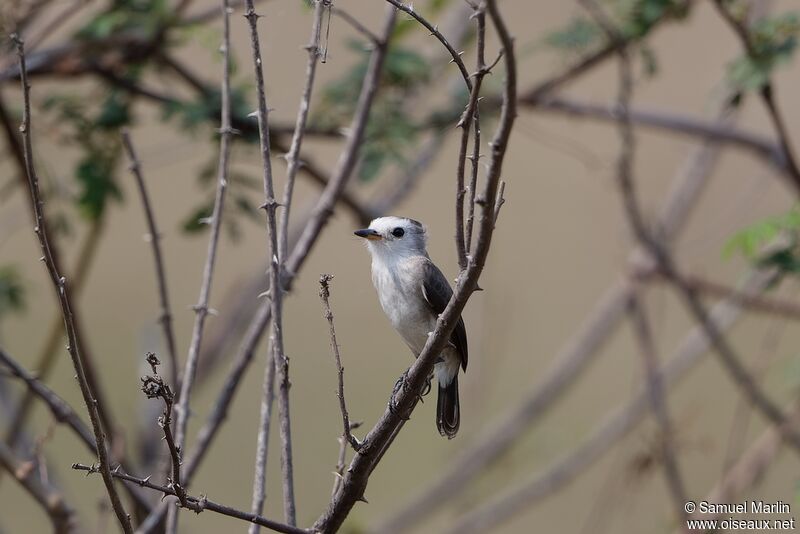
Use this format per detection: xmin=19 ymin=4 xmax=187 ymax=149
xmin=392 ymin=227 xmax=405 ymax=238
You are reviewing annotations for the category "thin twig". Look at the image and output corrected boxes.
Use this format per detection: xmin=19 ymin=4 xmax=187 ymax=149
xmin=643 ymin=270 xmax=800 ymax=320
xmin=626 ymin=291 xmax=689 ymax=531
xmin=11 ymin=34 xmax=133 ymax=534
xmin=278 ymin=0 xmax=325 ymax=262
xmin=0 ymin=440 xmax=76 ymax=534
xmin=122 ymin=131 xmax=179 ymax=388
xmin=319 ymin=275 xmax=360 ymax=452
xmin=167 ymin=0 xmax=234 ymax=529
xmin=331 ymin=6 xmax=379 ymax=44
xmin=243 ymin=0 xmax=296 ymax=524
xmin=136 ymin=304 xmax=274 ymax=533
xmin=525 ymin=96 xmax=788 ymax=175
xmin=455 ymin=3 xmax=489 ymax=269
xmin=139 ymin=353 xmax=190 ymax=510
xmin=71 ymin=463 xmax=308 ymax=534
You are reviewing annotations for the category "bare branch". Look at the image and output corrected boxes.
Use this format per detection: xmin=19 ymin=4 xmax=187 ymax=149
xmin=456 ymin=3 xmax=489 ymax=269
xmin=626 ymin=291 xmax=689 ymax=530
xmin=71 ymin=463 xmax=308 ymax=534
xmin=643 ymin=271 xmax=800 ymax=320
xmin=167 ymin=0 xmax=234 ymax=529
xmin=11 ymin=34 xmax=133 ymax=534
xmin=0 ymin=440 xmax=76 ymax=533
xmin=525 ymin=96 xmax=789 ymax=175
xmin=242 ymin=0 xmax=297 ymax=523
xmin=331 ymin=6 xmax=379 ymax=44
xmin=122 ymin=131 xmax=179 ymax=388
xmin=139 ymin=353 xmax=190 ymax=511
xmin=319 ymin=275 xmax=360 ymax=452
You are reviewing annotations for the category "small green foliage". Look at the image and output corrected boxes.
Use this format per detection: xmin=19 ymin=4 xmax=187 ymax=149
xmin=43 ymin=91 xmax=129 ymax=220
xmin=314 ymin=44 xmax=430 ymax=181
xmin=77 ymin=0 xmax=171 ymax=40
xmin=182 ymin=200 xmax=214 ymax=234
xmin=727 ymin=12 xmax=800 ymax=91
xmin=615 ymin=0 xmax=690 ymax=40
xmin=0 ymin=266 xmax=25 ymax=319
xmin=725 ymin=206 xmax=800 ymax=279
xmin=545 ymin=17 xmax=602 ymax=53
xmin=639 ymin=44 xmax=659 ymax=77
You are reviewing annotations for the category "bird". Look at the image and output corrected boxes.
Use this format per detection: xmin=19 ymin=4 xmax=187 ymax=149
xmin=354 ymin=216 xmax=468 ymax=438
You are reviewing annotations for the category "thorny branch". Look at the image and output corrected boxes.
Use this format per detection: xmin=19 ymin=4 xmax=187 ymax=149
xmin=319 ymin=275 xmax=360 ymax=452
xmin=139 ymin=353 xmax=189 ymax=509
xmin=122 ymin=131 xmax=179 ymax=388
xmin=455 ymin=3 xmax=490 ymax=270
xmin=71 ymin=463 xmax=307 ymax=534
xmin=626 ymin=292 xmax=689 ymax=531
xmin=167 ymin=0 xmax=234 ymax=529
xmin=11 ymin=34 xmax=134 ymax=534
xmin=242 ymin=0 xmax=296 ymax=524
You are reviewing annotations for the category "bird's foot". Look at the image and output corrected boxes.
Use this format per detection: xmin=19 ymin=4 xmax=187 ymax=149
xmin=420 ymin=374 xmax=433 ymax=397
xmin=389 ymin=371 xmax=411 ymax=420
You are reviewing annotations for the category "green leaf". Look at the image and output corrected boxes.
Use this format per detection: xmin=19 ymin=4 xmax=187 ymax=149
xmin=0 ymin=266 xmax=25 ymax=319
xmin=726 ymin=12 xmax=800 ymax=91
xmin=75 ymin=154 xmax=122 ymax=219
xmin=724 ymin=206 xmax=800 ymax=261
xmin=182 ymin=200 xmax=214 ymax=234
xmin=545 ymin=17 xmax=602 ymax=53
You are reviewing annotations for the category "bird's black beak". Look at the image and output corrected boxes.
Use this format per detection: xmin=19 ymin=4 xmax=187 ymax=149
xmin=354 ymin=228 xmax=382 ymax=240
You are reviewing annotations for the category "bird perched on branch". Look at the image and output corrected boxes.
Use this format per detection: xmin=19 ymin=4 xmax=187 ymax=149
xmin=355 ymin=216 xmax=468 ymax=438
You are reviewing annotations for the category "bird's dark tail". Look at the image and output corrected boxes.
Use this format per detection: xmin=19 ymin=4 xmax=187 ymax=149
xmin=436 ymin=376 xmax=460 ymax=439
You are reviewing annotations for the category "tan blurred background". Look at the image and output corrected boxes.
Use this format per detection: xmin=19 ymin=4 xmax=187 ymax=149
xmin=2 ymin=0 xmax=800 ymax=532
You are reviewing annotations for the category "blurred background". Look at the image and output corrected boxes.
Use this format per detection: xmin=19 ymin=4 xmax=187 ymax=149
xmin=2 ymin=0 xmax=800 ymax=532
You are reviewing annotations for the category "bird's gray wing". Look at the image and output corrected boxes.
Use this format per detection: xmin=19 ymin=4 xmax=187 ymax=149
xmin=420 ymin=260 xmax=468 ymax=370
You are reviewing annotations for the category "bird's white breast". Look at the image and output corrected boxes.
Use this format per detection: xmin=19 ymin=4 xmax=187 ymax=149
xmin=370 ymin=255 xmax=435 ymax=356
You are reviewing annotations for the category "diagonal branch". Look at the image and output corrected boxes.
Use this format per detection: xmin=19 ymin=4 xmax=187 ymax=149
xmin=71 ymin=463 xmax=308 ymax=534
xmin=122 ymin=131 xmax=179 ymax=388
xmin=0 ymin=440 xmax=76 ymax=534
xmin=11 ymin=34 xmax=133 ymax=534
xmin=626 ymin=291 xmax=689 ymax=530
xmin=0 ymin=347 xmax=152 ymax=513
